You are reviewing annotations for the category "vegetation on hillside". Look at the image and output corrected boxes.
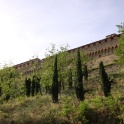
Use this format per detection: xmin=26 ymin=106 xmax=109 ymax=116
xmin=0 ymin=70 xmax=123 ymax=124
xmin=115 ymin=22 xmax=124 ymax=66
xmin=0 ymin=39 xmax=124 ymax=123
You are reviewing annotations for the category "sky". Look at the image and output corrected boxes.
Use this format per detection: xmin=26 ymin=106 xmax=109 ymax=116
xmin=0 ymin=0 xmax=124 ymax=67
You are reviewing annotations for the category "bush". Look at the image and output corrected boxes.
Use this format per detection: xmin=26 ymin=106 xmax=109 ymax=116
xmin=75 ymin=101 xmax=89 ymax=124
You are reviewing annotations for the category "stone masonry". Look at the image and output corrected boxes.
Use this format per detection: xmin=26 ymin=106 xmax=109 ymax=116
xmin=14 ymin=33 xmax=121 ymax=76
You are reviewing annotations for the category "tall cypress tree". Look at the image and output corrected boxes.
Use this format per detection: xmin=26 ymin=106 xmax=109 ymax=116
xmin=99 ymin=61 xmax=111 ymax=97
xmin=31 ymin=75 xmax=41 ymax=96
xmin=68 ymin=69 xmax=73 ymax=88
xmin=25 ymin=77 xmax=31 ymax=97
xmin=31 ymin=75 xmax=36 ymax=96
xmin=51 ymin=55 xmax=58 ymax=103
xmin=0 ymin=86 xmax=1 ymax=96
xmin=83 ymin=65 xmax=88 ymax=81
xmin=36 ymin=76 xmax=41 ymax=95
xmin=75 ymin=49 xmax=84 ymax=101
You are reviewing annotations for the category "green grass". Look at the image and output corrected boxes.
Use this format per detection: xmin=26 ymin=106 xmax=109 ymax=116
xmin=0 ymin=71 xmax=124 ymax=124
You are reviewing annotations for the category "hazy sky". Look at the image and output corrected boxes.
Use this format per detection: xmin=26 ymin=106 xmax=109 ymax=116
xmin=0 ymin=0 xmax=124 ymax=66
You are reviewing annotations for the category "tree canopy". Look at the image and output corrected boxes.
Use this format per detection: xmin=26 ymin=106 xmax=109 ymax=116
xmin=115 ymin=22 xmax=124 ymax=66
xmin=41 ymin=44 xmax=69 ymax=88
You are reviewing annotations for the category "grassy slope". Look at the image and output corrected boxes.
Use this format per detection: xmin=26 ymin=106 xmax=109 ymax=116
xmin=0 ymin=71 xmax=124 ymax=124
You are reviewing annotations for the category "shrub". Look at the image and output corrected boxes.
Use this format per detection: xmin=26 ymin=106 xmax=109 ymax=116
xmin=75 ymin=101 xmax=89 ymax=124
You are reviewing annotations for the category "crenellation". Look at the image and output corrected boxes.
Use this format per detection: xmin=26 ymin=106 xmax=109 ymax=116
xmin=14 ymin=33 xmax=121 ymax=76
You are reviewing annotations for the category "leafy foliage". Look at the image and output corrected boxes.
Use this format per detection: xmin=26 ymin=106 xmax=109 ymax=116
xmin=0 ymin=64 xmax=25 ymax=100
xmin=116 ymin=22 xmax=124 ymax=33
xmin=75 ymin=101 xmax=89 ymax=124
xmin=115 ymin=33 xmax=124 ymax=66
xmin=0 ymin=64 xmax=123 ymax=123
xmin=41 ymin=44 xmax=69 ymax=90
xmin=115 ymin=22 xmax=124 ymax=66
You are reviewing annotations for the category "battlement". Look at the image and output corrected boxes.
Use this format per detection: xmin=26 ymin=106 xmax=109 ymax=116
xmin=14 ymin=33 xmax=120 ymax=76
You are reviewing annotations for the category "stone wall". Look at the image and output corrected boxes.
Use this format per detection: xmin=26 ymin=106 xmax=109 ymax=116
xmin=68 ymin=33 xmax=120 ymax=72
xmin=14 ymin=58 xmax=42 ymax=76
xmin=14 ymin=33 xmax=121 ymax=76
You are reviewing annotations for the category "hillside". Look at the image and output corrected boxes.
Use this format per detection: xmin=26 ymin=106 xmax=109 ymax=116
xmin=0 ymin=70 xmax=124 ymax=124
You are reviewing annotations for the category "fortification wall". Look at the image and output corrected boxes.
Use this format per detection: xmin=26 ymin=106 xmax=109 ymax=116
xmin=69 ymin=33 xmax=120 ymax=70
xmin=14 ymin=58 xmax=42 ymax=76
xmin=14 ymin=33 xmax=121 ymax=76
xmin=68 ymin=33 xmax=121 ymax=77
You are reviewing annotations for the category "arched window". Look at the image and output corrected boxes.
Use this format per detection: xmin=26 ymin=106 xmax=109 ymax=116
xmin=115 ymin=45 xmax=118 ymax=49
xmin=95 ymin=51 xmax=97 ymax=58
xmin=15 ymin=66 xmax=18 ymax=69
xmin=98 ymin=50 xmax=101 ymax=57
xmin=108 ymin=47 xmax=110 ymax=55
xmin=89 ymin=53 xmax=92 ymax=58
xmin=23 ymin=64 xmax=25 ymax=68
xmin=101 ymin=49 xmax=103 ymax=56
xmin=111 ymin=47 xmax=114 ymax=53
xmin=104 ymin=49 xmax=107 ymax=56
xmin=92 ymin=52 xmax=94 ymax=59
xmin=27 ymin=62 xmax=29 ymax=66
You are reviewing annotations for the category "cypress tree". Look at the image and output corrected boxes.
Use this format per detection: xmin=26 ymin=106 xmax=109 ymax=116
xmin=0 ymin=79 xmax=2 ymax=96
xmin=31 ymin=75 xmax=36 ymax=96
xmin=75 ymin=49 xmax=84 ymax=101
xmin=6 ymin=72 xmax=13 ymax=101
xmin=25 ymin=77 xmax=31 ymax=97
xmin=51 ymin=55 xmax=58 ymax=103
xmin=84 ymin=65 xmax=88 ymax=81
xmin=99 ymin=61 xmax=111 ymax=97
xmin=0 ymin=87 xmax=1 ymax=96
xmin=68 ymin=69 xmax=73 ymax=88
xmin=36 ymin=76 xmax=41 ymax=95
xmin=31 ymin=75 xmax=41 ymax=96
xmin=45 ymin=86 xmax=51 ymax=94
